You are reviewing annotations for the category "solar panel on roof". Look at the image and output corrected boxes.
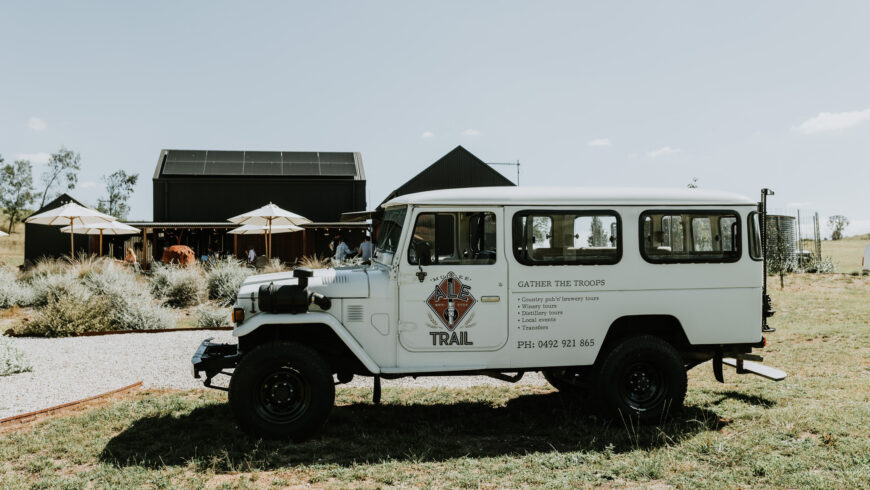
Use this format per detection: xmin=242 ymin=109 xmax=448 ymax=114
xmin=319 ymin=152 xmax=355 ymax=164
xmin=283 ymin=152 xmax=319 ymax=163
xmin=321 ymin=163 xmax=357 ymax=176
xmin=283 ymin=162 xmax=320 ymax=176
xmin=160 ymin=150 xmax=359 ymax=178
xmin=163 ymin=161 xmax=205 ymax=175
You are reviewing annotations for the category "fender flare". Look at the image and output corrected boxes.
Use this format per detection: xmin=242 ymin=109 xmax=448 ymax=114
xmin=233 ymin=311 xmax=381 ymax=374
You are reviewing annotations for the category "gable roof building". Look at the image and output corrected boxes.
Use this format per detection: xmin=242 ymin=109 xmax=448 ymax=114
xmin=24 ymin=193 xmax=91 ymax=263
xmin=381 ymin=146 xmax=515 ymax=204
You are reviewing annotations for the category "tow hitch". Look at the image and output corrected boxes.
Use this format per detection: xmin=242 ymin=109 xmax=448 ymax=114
xmin=192 ymin=337 xmax=241 ymax=391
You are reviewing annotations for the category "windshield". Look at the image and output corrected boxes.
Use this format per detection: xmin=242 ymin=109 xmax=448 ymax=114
xmin=375 ymin=206 xmax=408 ymax=261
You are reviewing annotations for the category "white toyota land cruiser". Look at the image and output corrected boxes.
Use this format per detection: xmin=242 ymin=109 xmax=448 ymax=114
xmin=193 ymin=186 xmax=784 ymax=440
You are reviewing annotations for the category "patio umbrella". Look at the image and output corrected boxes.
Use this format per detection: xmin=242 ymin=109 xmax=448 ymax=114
xmin=25 ymin=202 xmax=115 ymax=257
xmin=228 ymin=203 xmax=310 ymax=259
xmin=228 ymin=223 xmax=303 ymax=259
xmin=60 ymin=221 xmax=140 ymax=257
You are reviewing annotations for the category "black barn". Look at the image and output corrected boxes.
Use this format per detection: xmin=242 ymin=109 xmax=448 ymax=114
xmin=153 ymin=150 xmax=366 ymax=223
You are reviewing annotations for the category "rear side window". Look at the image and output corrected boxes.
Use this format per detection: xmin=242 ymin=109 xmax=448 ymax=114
xmin=641 ymin=211 xmax=741 ymax=263
xmin=748 ymin=212 xmax=762 ymax=260
xmin=513 ymin=210 xmax=621 ymax=265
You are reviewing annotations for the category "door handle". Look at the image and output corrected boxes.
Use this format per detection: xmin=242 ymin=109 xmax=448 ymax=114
xmin=416 ymin=265 xmax=427 ymax=283
xmin=481 ymin=296 xmax=500 ymax=302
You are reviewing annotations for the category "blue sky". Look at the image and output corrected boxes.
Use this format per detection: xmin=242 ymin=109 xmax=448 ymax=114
xmin=2 ymin=1 xmax=869 ymax=235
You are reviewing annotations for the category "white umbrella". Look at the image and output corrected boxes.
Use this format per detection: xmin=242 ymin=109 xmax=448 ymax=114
xmin=227 ymin=224 xmax=303 ymax=235
xmin=228 ymin=203 xmax=310 ymax=259
xmin=26 ymin=202 xmax=115 ymax=257
xmin=60 ymin=221 xmax=140 ymax=257
xmin=0 ymin=230 xmax=7 ymax=237
xmin=228 ymin=224 xmax=303 ymax=259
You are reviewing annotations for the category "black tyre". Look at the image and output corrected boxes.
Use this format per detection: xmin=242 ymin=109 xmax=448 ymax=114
xmin=228 ymin=341 xmax=335 ymax=440
xmin=595 ymin=335 xmax=687 ymax=424
xmin=543 ymin=367 xmax=591 ymax=394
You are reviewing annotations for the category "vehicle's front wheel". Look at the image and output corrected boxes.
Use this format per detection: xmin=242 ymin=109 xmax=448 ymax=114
xmin=595 ymin=335 xmax=687 ymax=423
xmin=228 ymin=341 xmax=335 ymax=440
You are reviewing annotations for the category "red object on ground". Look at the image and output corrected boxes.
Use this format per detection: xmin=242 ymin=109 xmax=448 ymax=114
xmin=162 ymin=245 xmax=196 ymax=266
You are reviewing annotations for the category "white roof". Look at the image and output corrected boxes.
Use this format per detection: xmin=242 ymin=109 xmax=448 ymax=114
xmin=383 ymin=186 xmax=756 ymax=207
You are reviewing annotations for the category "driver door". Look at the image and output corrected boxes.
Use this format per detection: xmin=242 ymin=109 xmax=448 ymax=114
xmin=397 ymin=207 xmax=508 ymax=356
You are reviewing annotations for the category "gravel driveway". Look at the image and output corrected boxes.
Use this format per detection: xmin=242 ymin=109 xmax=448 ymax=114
xmin=0 ymin=331 xmax=547 ymax=419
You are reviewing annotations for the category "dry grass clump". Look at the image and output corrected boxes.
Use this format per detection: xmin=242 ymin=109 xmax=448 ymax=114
xmin=150 ymin=264 xmax=207 ymax=308
xmin=295 ymin=255 xmax=331 ymax=270
xmin=205 ymin=258 xmax=253 ymax=306
xmin=0 ymin=334 xmax=32 ymax=376
xmin=193 ymin=303 xmax=231 ymax=328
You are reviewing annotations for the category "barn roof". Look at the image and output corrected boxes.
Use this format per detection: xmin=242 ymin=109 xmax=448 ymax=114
xmin=380 ymin=146 xmax=515 ymax=204
xmin=153 ymin=150 xmax=365 ymax=180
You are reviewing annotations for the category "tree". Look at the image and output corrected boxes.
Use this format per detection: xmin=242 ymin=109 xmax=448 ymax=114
xmin=96 ymin=170 xmax=139 ymax=220
xmin=39 ymin=147 xmax=81 ymax=208
xmin=827 ymin=215 xmax=849 ymax=240
xmin=0 ymin=158 xmax=36 ymax=233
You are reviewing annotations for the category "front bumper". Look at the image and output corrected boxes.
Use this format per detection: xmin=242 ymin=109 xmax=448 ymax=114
xmin=191 ymin=338 xmax=242 ymax=390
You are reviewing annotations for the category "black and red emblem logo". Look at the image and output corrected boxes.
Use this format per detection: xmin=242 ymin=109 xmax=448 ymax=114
xmin=426 ymin=272 xmax=476 ymax=331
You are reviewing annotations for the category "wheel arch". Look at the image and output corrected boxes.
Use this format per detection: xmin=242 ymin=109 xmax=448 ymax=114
xmin=595 ymin=315 xmax=690 ymax=365
xmin=235 ymin=313 xmax=380 ymax=375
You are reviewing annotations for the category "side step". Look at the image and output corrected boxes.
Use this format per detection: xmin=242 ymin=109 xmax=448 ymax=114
xmin=723 ymin=357 xmax=787 ymax=381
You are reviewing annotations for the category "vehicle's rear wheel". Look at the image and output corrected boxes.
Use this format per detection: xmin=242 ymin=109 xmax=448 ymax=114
xmin=595 ymin=335 xmax=686 ymax=423
xmin=229 ymin=341 xmax=334 ymax=440
xmin=542 ymin=367 xmax=591 ymax=394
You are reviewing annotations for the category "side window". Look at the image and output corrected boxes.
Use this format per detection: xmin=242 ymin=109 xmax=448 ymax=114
xmin=408 ymin=211 xmax=496 ymax=265
xmin=748 ymin=212 xmax=762 ymax=260
xmin=641 ymin=211 xmax=741 ymax=263
xmin=513 ymin=211 xmax=621 ymax=265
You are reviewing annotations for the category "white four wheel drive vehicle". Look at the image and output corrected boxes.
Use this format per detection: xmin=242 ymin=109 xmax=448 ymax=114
xmin=193 ymin=186 xmax=785 ymax=440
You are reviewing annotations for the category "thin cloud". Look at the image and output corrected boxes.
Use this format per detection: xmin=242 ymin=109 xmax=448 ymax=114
xmin=421 ymin=131 xmax=435 ymax=139
xmin=463 ymin=129 xmax=481 ymax=136
xmin=587 ymin=138 xmax=611 ymax=147
xmin=15 ymin=152 xmax=51 ymax=164
xmin=27 ymin=117 xmax=47 ymax=131
xmin=794 ymin=108 xmax=870 ymax=134
xmin=645 ymin=146 xmax=682 ymax=159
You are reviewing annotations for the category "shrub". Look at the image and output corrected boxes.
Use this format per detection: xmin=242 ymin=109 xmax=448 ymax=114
xmin=150 ymin=264 xmax=207 ymax=307
xmin=206 ymin=258 xmax=253 ymax=306
xmin=0 ymin=267 xmax=20 ymax=309
xmin=194 ymin=303 xmax=231 ymax=328
xmin=10 ymin=286 xmax=113 ymax=337
xmin=0 ymin=335 xmax=32 ymax=376
xmin=8 ymin=260 xmax=174 ymax=336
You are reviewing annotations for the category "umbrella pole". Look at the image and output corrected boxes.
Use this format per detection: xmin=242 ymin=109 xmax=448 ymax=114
xmin=268 ymin=219 xmax=273 ymax=260
xmin=70 ymin=218 xmax=75 ymax=259
xmin=99 ymin=229 xmax=103 ymax=257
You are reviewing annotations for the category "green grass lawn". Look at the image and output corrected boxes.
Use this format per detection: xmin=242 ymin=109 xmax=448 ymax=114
xmin=821 ymin=235 xmax=869 ymax=274
xmin=1 ymin=274 xmax=868 ymax=488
